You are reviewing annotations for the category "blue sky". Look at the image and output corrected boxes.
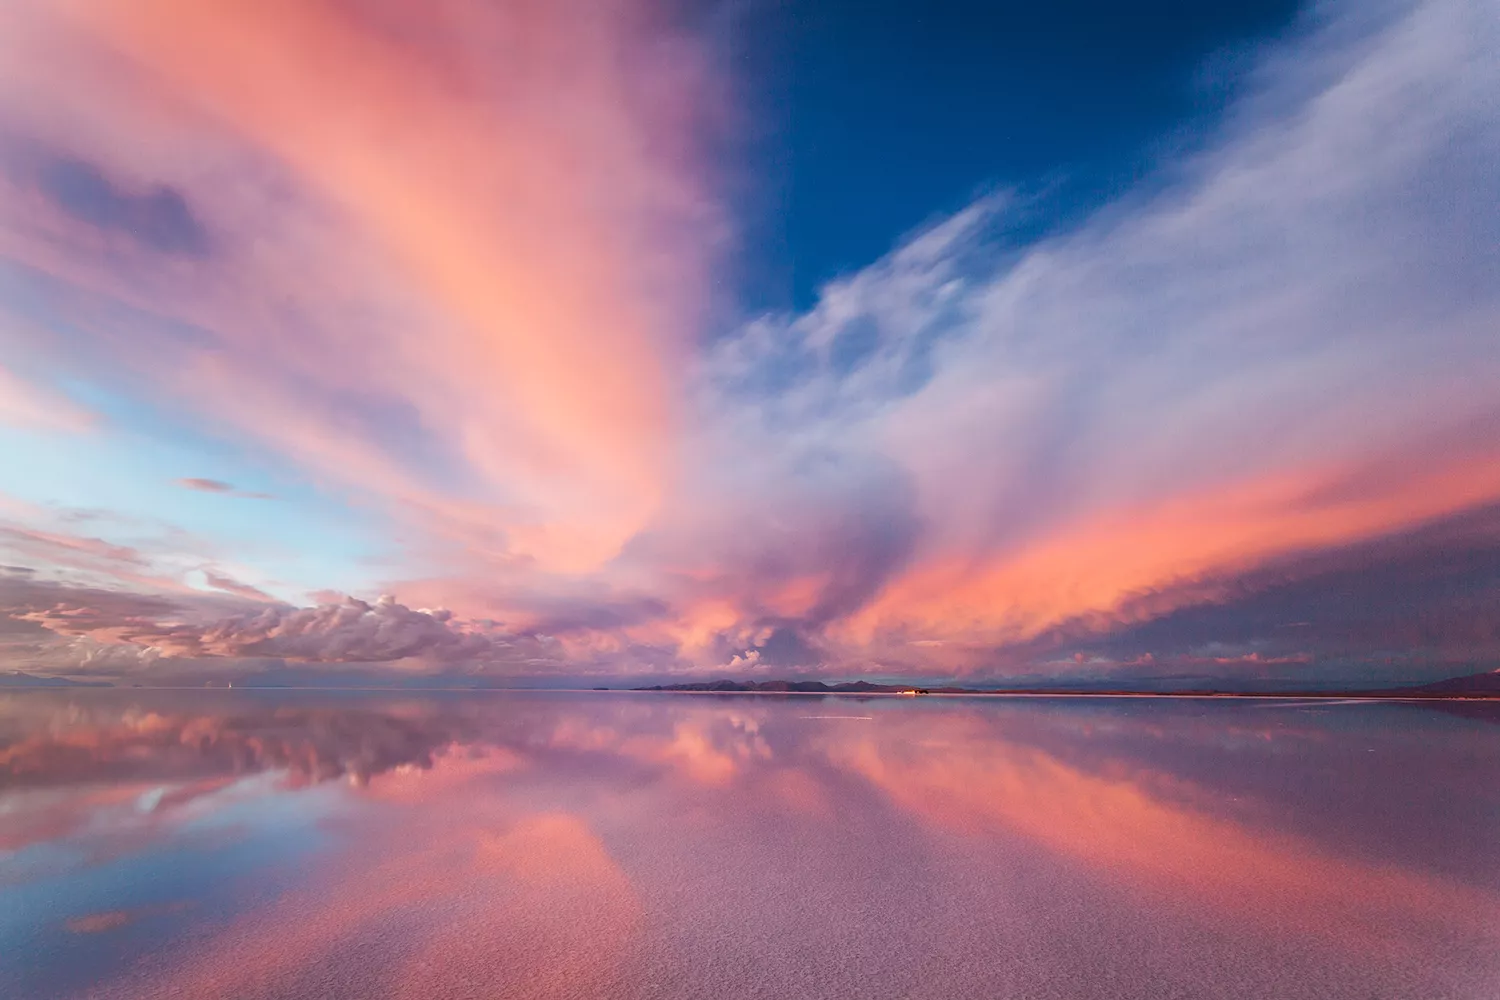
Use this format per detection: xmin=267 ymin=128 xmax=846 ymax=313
xmin=725 ymin=0 xmax=1302 ymax=309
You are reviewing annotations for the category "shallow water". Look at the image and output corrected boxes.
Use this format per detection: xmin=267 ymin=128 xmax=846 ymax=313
xmin=2 ymin=690 xmax=1497 ymax=999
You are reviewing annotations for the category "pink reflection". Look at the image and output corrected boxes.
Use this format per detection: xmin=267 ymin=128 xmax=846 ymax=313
xmin=822 ymin=711 xmax=1500 ymax=954
xmin=96 ymin=807 xmax=643 ymax=1000
xmin=5 ymin=694 xmax=1499 ymax=999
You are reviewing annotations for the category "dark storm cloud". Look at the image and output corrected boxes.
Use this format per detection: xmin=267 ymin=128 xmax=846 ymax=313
xmin=1002 ymin=502 xmax=1500 ymax=684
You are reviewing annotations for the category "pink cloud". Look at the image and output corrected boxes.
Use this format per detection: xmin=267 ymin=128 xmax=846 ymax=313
xmin=177 ymin=479 xmax=273 ymax=500
xmin=177 ymin=478 xmax=234 ymax=494
xmin=0 ymin=362 xmax=97 ymax=433
xmin=14 ymin=591 xmax=485 ymax=664
xmin=1 ymin=0 xmax=722 ymax=574
xmin=201 ymin=569 xmax=275 ymax=603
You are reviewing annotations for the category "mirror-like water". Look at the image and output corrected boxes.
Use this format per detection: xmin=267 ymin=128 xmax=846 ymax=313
xmin=3 ymin=691 xmax=1497 ymax=999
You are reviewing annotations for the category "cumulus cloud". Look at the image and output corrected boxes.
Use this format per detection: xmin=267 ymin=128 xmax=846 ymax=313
xmin=16 ymin=590 xmax=481 ymax=664
xmin=0 ymin=574 xmax=653 ymax=679
xmin=725 ymin=648 xmax=761 ymax=671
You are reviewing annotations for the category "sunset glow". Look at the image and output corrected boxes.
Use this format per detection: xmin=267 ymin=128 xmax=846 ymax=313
xmin=1 ymin=0 xmax=1497 ymax=689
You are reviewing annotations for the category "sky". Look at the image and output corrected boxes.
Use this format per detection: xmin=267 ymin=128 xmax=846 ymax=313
xmin=0 ymin=0 xmax=1497 ymax=688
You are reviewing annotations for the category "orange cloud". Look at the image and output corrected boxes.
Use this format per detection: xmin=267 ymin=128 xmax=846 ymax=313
xmin=836 ymin=443 xmax=1500 ymax=657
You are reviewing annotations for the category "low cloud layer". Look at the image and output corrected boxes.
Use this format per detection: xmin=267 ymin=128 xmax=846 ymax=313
xmin=0 ymin=578 xmax=552 ymax=673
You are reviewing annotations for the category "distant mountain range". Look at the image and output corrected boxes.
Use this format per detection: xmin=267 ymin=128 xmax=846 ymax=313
xmin=637 ymin=670 xmax=1500 ymax=699
xmin=634 ymin=679 xmax=961 ymax=694
xmin=0 ymin=671 xmax=112 ymax=688
xmin=1400 ymin=669 xmax=1500 ymax=696
xmin=0 ymin=667 xmax=1496 ymax=697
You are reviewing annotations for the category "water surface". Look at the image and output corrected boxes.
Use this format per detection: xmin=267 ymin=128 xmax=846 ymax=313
xmin=3 ymin=691 xmax=1498 ymax=999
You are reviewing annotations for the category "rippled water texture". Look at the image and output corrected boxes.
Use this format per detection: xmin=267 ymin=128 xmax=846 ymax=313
xmin=2 ymin=691 xmax=1498 ymax=999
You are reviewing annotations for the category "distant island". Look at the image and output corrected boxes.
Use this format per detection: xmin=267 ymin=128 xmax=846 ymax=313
xmin=635 ymin=669 xmax=1500 ymax=700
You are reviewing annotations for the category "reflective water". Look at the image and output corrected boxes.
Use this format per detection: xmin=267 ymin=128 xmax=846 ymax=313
xmin=2 ymin=691 xmax=1497 ymax=999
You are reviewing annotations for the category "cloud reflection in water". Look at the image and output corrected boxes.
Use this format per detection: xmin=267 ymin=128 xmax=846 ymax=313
xmin=2 ymin=691 xmax=1498 ymax=999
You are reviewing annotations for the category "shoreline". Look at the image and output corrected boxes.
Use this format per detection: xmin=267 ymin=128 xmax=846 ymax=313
xmin=2 ymin=684 xmax=1496 ymax=702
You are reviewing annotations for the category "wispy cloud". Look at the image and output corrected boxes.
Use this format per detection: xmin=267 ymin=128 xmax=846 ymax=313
xmin=1 ymin=0 xmax=724 ymax=573
xmin=200 ymin=568 xmax=276 ymax=602
xmin=176 ymin=479 xmax=273 ymax=500
xmin=0 ymin=362 xmax=96 ymax=433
